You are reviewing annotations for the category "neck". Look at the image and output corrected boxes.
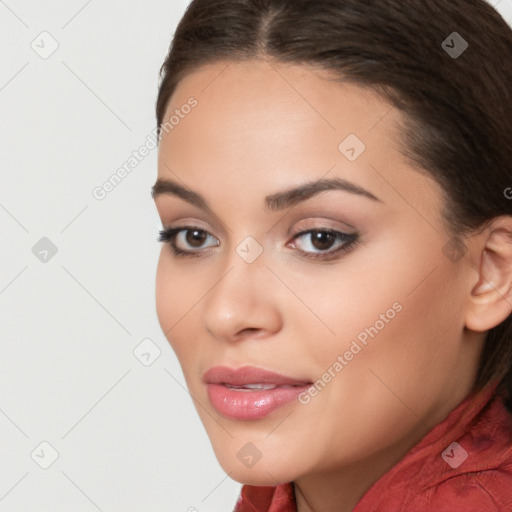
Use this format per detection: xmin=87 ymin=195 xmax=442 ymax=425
xmin=293 ymin=380 xmax=478 ymax=512
xmin=293 ymin=423 xmax=428 ymax=512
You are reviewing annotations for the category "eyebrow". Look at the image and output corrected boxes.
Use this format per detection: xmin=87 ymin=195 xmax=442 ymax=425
xmin=151 ymin=177 xmax=382 ymax=213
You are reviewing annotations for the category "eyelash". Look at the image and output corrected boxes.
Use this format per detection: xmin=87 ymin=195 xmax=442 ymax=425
xmin=157 ymin=225 xmax=359 ymax=262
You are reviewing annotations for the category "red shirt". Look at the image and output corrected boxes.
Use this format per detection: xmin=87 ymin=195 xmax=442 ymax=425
xmin=233 ymin=382 xmax=512 ymax=511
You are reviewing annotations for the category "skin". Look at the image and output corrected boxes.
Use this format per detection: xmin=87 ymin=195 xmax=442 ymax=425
xmin=153 ymin=59 xmax=512 ymax=512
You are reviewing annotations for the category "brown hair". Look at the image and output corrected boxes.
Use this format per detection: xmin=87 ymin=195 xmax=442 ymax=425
xmin=155 ymin=0 xmax=512 ymax=409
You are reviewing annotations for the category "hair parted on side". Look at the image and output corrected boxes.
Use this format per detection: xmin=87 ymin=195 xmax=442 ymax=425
xmin=155 ymin=0 xmax=512 ymax=410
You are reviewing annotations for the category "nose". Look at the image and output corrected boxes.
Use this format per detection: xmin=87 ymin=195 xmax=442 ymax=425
xmin=201 ymin=249 xmax=283 ymax=343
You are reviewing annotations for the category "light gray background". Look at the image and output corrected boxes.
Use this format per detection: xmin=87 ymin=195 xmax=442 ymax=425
xmin=1 ymin=1 xmax=511 ymax=511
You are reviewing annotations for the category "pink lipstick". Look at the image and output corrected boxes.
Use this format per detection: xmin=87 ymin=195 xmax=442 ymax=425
xmin=203 ymin=366 xmax=312 ymax=420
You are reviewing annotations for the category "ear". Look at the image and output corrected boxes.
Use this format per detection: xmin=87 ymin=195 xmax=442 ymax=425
xmin=465 ymin=216 xmax=512 ymax=332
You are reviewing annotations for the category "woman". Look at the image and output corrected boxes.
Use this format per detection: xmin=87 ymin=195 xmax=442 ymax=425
xmin=151 ymin=0 xmax=512 ymax=510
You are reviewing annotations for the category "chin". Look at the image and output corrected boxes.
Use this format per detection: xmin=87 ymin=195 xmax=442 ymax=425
xmin=212 ymin=444 xmax=301 ymax=486
xmin=223 ymin=465 xmax=294 ymax=486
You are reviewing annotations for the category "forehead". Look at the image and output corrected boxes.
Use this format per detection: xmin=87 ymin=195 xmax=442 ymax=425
xmin=163 ymin=59 xmax=394 ymax=147
xmin=157 ymin=59 xmax=443 ymax=217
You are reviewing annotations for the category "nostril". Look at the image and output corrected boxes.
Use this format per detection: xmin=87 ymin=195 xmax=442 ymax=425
xmin=240 ymin=327 xmax=259 ymax=335
xmin=236 ymin=327 xmax=263 ymax=339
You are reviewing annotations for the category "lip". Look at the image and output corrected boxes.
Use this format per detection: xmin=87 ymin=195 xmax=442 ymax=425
xmin=203 ymin=365 xmax=312 ymax=386
xmin=203 ymin=366 xmax=313 ymax=420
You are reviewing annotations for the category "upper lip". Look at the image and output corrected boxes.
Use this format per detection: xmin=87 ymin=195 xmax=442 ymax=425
xmin=203 ymin=366 xmax=312 ymax=387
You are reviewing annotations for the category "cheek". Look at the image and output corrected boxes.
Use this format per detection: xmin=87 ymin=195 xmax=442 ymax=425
xmin=297 ymin=239 xmax=464 ymax=403
xmin=155 ymin=252 xmax=173 ymax=333
xmin=283 ymin=264 xmax=464 ymax=464
xmin=155 ymin=252 xmax=196 ymax=356
xmin=274 ymin=251 xmax=408 ymax=368
xmin=335 ymin=264 xmax=462 ymax=407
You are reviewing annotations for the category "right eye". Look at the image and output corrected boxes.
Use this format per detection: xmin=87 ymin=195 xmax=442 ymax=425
xmin=158 ymin=226 xmax=220 ymax=257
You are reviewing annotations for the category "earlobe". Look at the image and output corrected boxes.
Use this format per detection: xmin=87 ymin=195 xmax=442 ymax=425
xmin=464 ymin=217 xmax=512 ymax=333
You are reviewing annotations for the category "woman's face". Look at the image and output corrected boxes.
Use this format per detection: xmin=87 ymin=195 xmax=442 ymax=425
xmin=153 ymin=60 xmax=483 ymax=484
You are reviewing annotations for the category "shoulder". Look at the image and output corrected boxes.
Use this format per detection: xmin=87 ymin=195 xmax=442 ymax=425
xmin=423 ymin=395 xmax=512 ymax=511
xmin=233 ymin=483 xmax=296 ymax=512
xmin=424 ymin=468 xmax=512 ymax=511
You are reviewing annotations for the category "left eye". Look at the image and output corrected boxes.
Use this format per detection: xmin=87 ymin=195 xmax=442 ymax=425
xmin=290 ymin=229 xmax=357 ymax=254
xmin=293 ymin=229 xmax=358 ymax=261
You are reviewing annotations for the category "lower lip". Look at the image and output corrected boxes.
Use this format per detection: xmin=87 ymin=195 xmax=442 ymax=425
xmin=206 ymin=383 xmax=310 ymax=420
